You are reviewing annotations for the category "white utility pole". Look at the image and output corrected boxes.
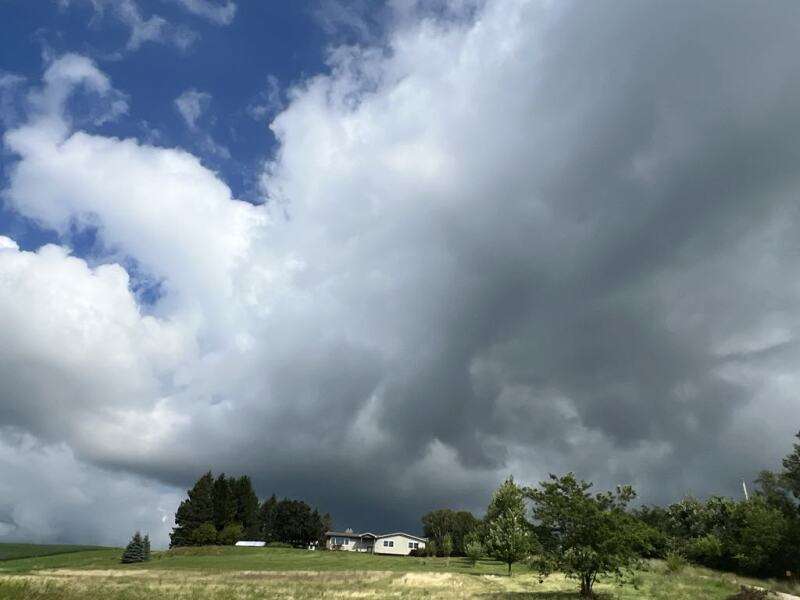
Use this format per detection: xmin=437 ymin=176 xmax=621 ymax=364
xmin=742 ymin=480 xmax=749 ymax=501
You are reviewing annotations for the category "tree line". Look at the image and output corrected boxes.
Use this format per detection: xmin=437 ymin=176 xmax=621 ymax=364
xmin=419 ymin=430 xmax=800 ymax=598
xmin=170 ymin=472 xmax=331 ymax=548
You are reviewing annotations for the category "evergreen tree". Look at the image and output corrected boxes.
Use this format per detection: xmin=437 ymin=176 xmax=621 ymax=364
xmin=143 ymin=534 xmax=151 ymax=561
xmin=121 ymin=531 xmax=146 ymax=563
xmin=170 ymin=471 xmax=216 ymax=547
xmin=233 ymin=475 xmax=260 ymax=538
xmin=170 ymin=499 xmax=193 ymax=547
xmin=212 ymin=473 xmax=237 ymax=531
xmin=259 ymin=494 xmax=278 ymax=542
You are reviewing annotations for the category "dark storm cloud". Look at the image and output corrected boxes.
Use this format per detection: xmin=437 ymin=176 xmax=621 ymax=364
xmin=3 ymin=0 xmax=800 ymax=544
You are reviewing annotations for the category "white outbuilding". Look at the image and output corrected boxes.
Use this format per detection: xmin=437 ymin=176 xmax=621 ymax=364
xmin=235 ymin=540 xmax=266 ymax=547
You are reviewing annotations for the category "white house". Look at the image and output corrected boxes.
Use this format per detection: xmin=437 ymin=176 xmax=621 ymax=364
xmin=325 ymin=529 xmax=426 ymax=556
xmin=325 ymin=529 xmax=377 ymax=552
xmin=373 ymin=532 xmax=427 ymax=556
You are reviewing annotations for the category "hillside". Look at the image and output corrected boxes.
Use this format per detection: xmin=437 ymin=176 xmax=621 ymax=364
xmin=0 ymin=542 xmax=106 ymax=562
xmin=0 ymin=545 xmax=798 ymax=599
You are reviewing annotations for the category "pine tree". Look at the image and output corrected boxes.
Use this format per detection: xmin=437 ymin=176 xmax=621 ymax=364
xmin=170 ymin=471 xmax=216 ymax=547
xmin=143 ymin=534 xmax=151 ymax=561
xmin=232 ymin=476 xmax=260 ymax=538
xmin=121 ymin=531 xmax=146 ymax=563
xmin=259 ymin=494 xmax=278 ymax=542
xmin=212 ymin=473 xmax=236 ymax=531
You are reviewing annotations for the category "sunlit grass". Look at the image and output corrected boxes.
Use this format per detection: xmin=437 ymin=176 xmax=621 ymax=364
xmin=0 ymin=545 xmax=793 ymax=599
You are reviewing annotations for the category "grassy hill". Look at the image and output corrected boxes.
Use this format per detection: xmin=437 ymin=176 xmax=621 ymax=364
xmin=0 ymin=544 xmax=796 ymax=599
xmin=0 ymin=542 xmax=105 ymax=561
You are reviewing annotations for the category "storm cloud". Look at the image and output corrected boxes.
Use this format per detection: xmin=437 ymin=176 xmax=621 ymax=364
xmin=2 ymin=0 xmax=800 ymax=546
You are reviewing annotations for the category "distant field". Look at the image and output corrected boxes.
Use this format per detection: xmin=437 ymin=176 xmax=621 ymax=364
xmin=0 ymin=543 xmax=105 ymax=561
xmin=0 ymin=545 xmax=797 ymax=599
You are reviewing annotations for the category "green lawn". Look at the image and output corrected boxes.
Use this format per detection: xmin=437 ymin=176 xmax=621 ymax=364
xmin=0 ymin=545 xmax=796 ymax=599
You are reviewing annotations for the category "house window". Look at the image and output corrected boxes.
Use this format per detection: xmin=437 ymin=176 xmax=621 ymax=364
xmin=389 ymin=541 xmax=394 ymax=547
xmin=383 ymin=540 xmax=388 ymax=547
xmin=408 ymin=542 xmax=418 ymax=549
xmin=342 ymin=539 xmax=349 ymax=545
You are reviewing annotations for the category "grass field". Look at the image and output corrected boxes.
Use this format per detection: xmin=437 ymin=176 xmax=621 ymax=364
xmin=0 ymin=543 xmax=105 ymax=562
xmin=0 ymin=544 xmax=796 ymax=599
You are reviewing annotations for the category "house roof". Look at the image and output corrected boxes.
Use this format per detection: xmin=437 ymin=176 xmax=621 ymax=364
xmin=325 ymin=531 xmax=374 ymax=538
xmin=374 ymin=532 xmax=428 ymax=542
xmin=325 ymin=530 xmax=425 ymax=541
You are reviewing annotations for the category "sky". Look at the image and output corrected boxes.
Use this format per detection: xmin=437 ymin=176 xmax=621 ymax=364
xmin=1 ymin=0 xmax=800 ymax=548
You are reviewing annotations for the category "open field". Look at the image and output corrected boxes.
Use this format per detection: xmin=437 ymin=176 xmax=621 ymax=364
xmin=0 ymin=543 xmax=105 ymax=562
xmin=0 ymin=545 xmax=797 ymax=599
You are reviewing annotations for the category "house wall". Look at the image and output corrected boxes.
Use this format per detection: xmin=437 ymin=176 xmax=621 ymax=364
xmin=326 ymin=536 xmax=373 ymax=552
xmin=374 ymin=535 xmax=426 ymax=556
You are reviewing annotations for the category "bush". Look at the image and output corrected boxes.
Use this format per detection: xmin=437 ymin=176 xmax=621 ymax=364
xmin=218 ymin=522 xmax=244 ymax=546
xmin=409 ymin=548 xmax=426 ymax=557
xmin=686 ymin=534 xmax=723 ymax=568
xmin=191 ymin=522 xmax=219 ymax=546
xmin=464 ymin=540 xmax=484 ymax=566
xmin=665 ymin=551 xmax=687 ymax=574
xmin=266 ymin=541 xmax=293 ymax=548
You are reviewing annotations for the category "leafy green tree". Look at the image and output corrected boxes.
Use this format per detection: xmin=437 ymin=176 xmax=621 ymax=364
xmin=485 ymin=477 xmax=535 ymax=576
xmin=218 ymin=522 xmax=245 ymax=545
xmin=755 ymin=470 xmax=796 ymax=515
xmin=191 ymin=521 xmax=218 ymax=545
xmin=422 ymin=509 xmax=480 ymax=555
xmin=422 ymin=509 xmax=453 ymax=550
xmin=782 ymin=430 xmax=800 ymax=500
xmin=426 ymin=540 xmax=438 ymax=557
xmin=442 ymin=533 xmax=453 ymax=563
xmin=121 ymin=531 xmax=146 ymax=563
xmin=527 ymin=473 xmax=645 ymax=597
xmin=464 ymin=540 xmax=484 ymax=566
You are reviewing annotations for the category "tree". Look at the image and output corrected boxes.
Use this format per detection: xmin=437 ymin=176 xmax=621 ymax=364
xmin=218 ymin=522 xmax=245 ymax=545
xmin=232 ymin=476 xmax=260 ymax=538
xmin=442 ymin=533 xmax=453 ymax=563
xmin=259 ymin=494 xmax=278 ymax=542
xmin=426 ymin=540 xmax=438 ymax=557
xmin=782 ymin=430 xmax=800 ymax=500
xmin=143 ymin=534 xmax=151 ymax=561
xmin=121 ymin=531 xmax=146 ymax=563
xmin=527 ymin=473 xmax=646 ymax=598
xmin=170 ymin=472 xmax=215 ymax=547
xmin=191 ymin=521 xmax=219 ymax=545
xmin=422 ymin=509 xmax=481 ymax=556
xmin=484 ymin=477 xmax=535 ymax=576
xmin=422 ymin=509 xmax=453 ymax=550
xmin=464 ymin=539 xmax=484 ymax=566
xmin=212 ymin=473 xmax=237 ymax=531
xmin=272 ymin=499 xmax=326 ymax=546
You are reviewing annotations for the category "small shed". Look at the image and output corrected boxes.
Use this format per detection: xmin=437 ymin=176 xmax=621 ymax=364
xmin=235 ymin=541 xmax=266 ymax=547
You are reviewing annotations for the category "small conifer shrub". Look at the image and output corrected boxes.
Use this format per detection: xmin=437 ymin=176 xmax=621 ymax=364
xmin=121 ymin=531 xmax=150 ymax=563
